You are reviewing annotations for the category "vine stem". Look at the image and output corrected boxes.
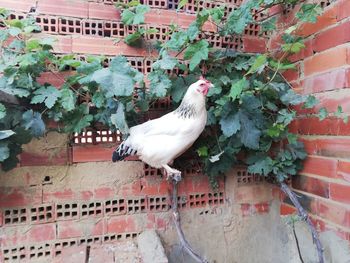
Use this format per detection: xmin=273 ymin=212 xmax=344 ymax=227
xmin=280 ymin=182 xmax=324 ymax=263
xmin=172 ymin=180 xmax=208 ymax=263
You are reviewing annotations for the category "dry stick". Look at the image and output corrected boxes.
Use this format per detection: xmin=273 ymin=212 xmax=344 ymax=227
xmin=172 ymin=180 xmax=208 ymax=263
xmin=280 ymin=182 xmax=324 ymax=263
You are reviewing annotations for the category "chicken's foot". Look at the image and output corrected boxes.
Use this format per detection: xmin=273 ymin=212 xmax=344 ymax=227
xmin=162 ymin=164 xmax=182 ymax=182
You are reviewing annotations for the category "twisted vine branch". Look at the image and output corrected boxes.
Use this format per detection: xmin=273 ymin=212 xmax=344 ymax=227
xmin=280 ymin=182 xmax=324 ymax=263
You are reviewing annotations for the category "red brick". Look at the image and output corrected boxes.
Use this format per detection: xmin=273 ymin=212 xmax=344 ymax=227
xmin=301 ymin=67 xmax=350 ymax=94
xmin=20 ymin=150 xmax=68 ymax=167
xmin=72 ymin=145 xmax=113 ymax=163
xmin=0 ymin=0 xmax=36 ymax=12
xmin=235 ymin=184 xmax=273 ymax=204
xmin=53 ymin=246 xmax=87 ymax=263
xmin=303 ymin=45 xmax=350 ymax=77
xmin=57 ymin=219 xmax=106 ymax=239
xmin=1 ymin=223 xmax=56 ymax=246
xmin=88 ymin=245 xmax=115 ymax=263
xmin=291 ymin=117 xmax=350 ymax=136
xmin=300 ymin=156 xmax=337 ymax=178
xmin=297 ymin=7 xmax=337 ymax=37
xmin=338 ymin=161 xmax=350 ymax=182
xmin=280 ymin=203 xmax=296 ymax=215
xmin=43 ymin=189 xmax=74 ymax=202
xmin=300 ymin=137 xmax=350 ymax=159
xmin=313 ymin=20 xmax=350 ymax=52
xmin=336 ymin=0 xmax=350 ymax=21
xmin=317 ymin=199 xmax=350 ymax=228
xmin=37 ymin=72 xmax=72 ymax=88
xmin=243 ymin=37 xmax=266 ymax=53
xmin=37 ymin=0 xmax=88 ymax=18
xmin=52 ymin=36 xmax=72 ymax=54
xmin=107 ymin=216 xmax=137 ymax=233
xmin=94 ymin=187 xmax=115 ymax=199
xmin=282 ymin=67 xmax=299 ymax=82
xmin=0 ymin=187 xmax=42 ymax=207
xmin=292 ymin=174 xmax=329 ymax=198
xmin=88 ymin=2 xmax=121 ymax=20
xmin=254 ymin=202 xmax=269 ymax=213
xmin=329 ymin=183 xmax=350 ymax=204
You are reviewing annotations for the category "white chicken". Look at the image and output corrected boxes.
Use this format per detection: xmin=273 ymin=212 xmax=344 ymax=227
xmin=112 ymin=77 xmax=213 ymax=181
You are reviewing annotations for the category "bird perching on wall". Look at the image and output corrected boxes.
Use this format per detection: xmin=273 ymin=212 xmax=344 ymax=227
xmin=112 ymin=77 xmax=213 ymax=181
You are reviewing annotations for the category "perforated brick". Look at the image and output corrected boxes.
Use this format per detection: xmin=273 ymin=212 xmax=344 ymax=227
xmin=148 ymin=0 xmax=167 ymax=9
xmin=2 ymin=246 xmax=26 ymax=262
xmin=73 ymin=129 xmax=121 ymax=144
xmin=59 ymin=17 xmax=82 ymax=35
xmin=283 ymin=3 xmax=294 ymax=15
xmin=56 ymin=203 xmax=79 ymax=220
xmin=127 ymin=57 xmax=145 ymax=73
xmin=205 ymin=33 xmax=222 ymax=48
xmin=53 ymin=239 xmax=78 ymax=257
xmin=80 ymin=201 xmax=103 ymax=218
xmin=222 ymin=36 xmax=243 ymax=50
xmin=176 ymin=196 xmax=187 ymax=209
xmin=186 ymin=0 xmax=202 ymax=13
xmin=105 ymin=198 xmax=126 ymax=216
xmin=103 ymin=232 xmax=139 ymax=242
xmin=9 ymin=13 xmax=25 ymax=20
xmin=168 ymin=0 xmax=179 ymax=9
xmin=36 ymin=16 xmax=59 ymax=34
xmin=29 ymin=204 xmax=54 ymax=224
xmin=245 ymin=23 xmax=260 ymax=36
xmin=224 ymin=5 xmax=238 ymax=18
xmin=208 ymin=192 xmax=224 ymax=205
xmin=226 ymin=0 xmax=242 ymax=6
xmin=147 ymin=25 xmax=170 ymax=42
xmin=104 ymin=21 xmax=126 ymax=37
xmin=236 ymin=168 xmax=264 ymax=185
xmin=78 ymin=236 xmax=102 ymax=245
xmin=28 ymin=243 xmax=52 ymax=260
xmin=188 ymin=193 xmax=207 ymax=208
xmin=143 ymin=163 xmax=163 ymax=177
xmin=3 ymin=207 xmax=27 ymax=225
xmin=144 ymin=58 xmax=153 ymax=74
xmin=148 ymin=196 xmax=170 ymax=212
xmin=83 ymin=19 xmax=104 ymax=37
xmin=183 ymin=159 xmax=202 ymax=176
xmin=320 ymin=0 xmax=333 ymax=8
xmin=127 ymin=197 xmax=146 ymax=214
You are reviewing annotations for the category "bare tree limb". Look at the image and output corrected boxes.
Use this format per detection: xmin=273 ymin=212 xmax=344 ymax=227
xmin=171 ymin=180 xmax=208 ymax=263
xmin=280 ymin=182 xmax=324 ymax=263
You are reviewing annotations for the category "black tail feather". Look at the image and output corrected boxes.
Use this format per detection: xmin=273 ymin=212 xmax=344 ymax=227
xmin=112 ymin=142 xmax=136 ymax=162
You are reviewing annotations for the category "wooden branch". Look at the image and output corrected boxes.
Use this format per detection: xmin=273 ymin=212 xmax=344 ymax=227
xmin=172 ymin=180 xmax=208 ymax=263
xmin=280 ymin=182 xmax=324 ymax=263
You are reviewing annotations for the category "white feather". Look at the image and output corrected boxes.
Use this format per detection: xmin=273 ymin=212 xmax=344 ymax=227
xmin=119 ymin=79 xmax=210 ymax=168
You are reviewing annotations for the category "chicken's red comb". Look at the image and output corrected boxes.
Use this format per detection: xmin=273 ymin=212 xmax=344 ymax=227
xmin=199 ymin=76 xmax=211 ymax=83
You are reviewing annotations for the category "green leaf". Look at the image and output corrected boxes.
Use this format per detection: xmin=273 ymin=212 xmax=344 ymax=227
xmin=177 ymin=0 xmax=188 ymax=10
xmin=0 ymin=103 xmax=6 ymax=119
xmin=197 ymin=146 xmax=208 ymax=157
xmin=8 ymin=27 xmax=21 ymax=36
xmin=261 ymin=17 xmax=277 ymax=33
xmin=31 ymin=86 xmax=61 ymax=109
xmin=281 ymin=42 xmax=305 ymax=54
xmin=248 ymin=156 xmax=274 ymax=176
xmin=229 ymin=77 xmax=248 ymax=101
xmin=0 ymin=142 xmax=10 ymax=162
xmin=121 ymin=4 xmax=150 ymax=25
xmin=21 ymin=110 xmax=45 ymax=137
xmin=166 ymin=30 xmax=188 ymax=51
xmin=60 ymin=88 xmax=76 ymax=111
xmin=276 ymin=109 xmax=296 ymax=126
xmin=91 ymin=59 xmax=137 ymax=97
xmin=0 ymin=78 xmax=30 ymax=98
xmin=281 ymin=90 xmax=305 ymax=106
xmin=303 ymin=95 xmax=319 ymax=109
xmin=111 ymin=103 xmax=129 ymax=134
xmin=220 ymin=111 xmax=240 ymax=137
xmin=184 ymin=40 xmax=209 ymax=71
xmin=26 ymin=39 xmax=40 ymax=51
xmin=246 ymin=54 xmax=267 ymax=75
xmin=152 ymin=51 xmax=178 ymax=70
xmin=91 ymin=92 xmax=105 ymax=108
xmin=318 ymin=107 xmax=328 ymax=121
xmin=239 ymin=111 xmax=261 ymax=149
xmin=124 ymin=31 xmax=142 ymax=45
xmin=0 ymin=130 xmax=15 ymax=140
xmin=148 ymin=70 xmax=172 ymax=97
xmin=296 ymin=3 xmax=322 ymax=23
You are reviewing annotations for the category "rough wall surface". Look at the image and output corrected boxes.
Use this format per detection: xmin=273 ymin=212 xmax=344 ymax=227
xmin=270 ymin=0 xmax=350 ymax=244
xmin=0 ymin=0 xmax=350 ymax=262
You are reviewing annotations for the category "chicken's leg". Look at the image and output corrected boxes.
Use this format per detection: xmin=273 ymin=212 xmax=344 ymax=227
xmin=162 ymin=164 xmax=182 ymax=182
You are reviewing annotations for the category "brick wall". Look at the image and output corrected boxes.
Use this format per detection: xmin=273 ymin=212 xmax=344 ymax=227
xmin=0 ymin=1 xmax=274 ymax=262
xmin=269 ymin=0 xmax=350 ymax=243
